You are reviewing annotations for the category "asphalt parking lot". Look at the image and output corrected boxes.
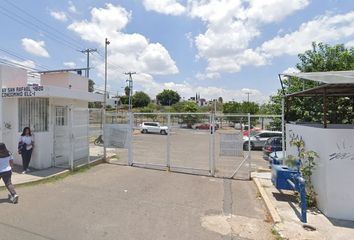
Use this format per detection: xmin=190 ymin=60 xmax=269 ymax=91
xmin=0 ymin=164 xmax=272 ymax=240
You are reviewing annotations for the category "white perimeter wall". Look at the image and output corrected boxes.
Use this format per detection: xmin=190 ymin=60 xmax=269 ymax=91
xmin=286 ymin=124 xmax=354 ymax=221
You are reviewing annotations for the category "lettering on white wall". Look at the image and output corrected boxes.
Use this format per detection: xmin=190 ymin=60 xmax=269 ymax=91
xmin=1 ymin=86 xmax=44 ymax=97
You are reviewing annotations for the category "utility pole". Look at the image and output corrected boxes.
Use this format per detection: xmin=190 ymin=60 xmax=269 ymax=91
xmin=80 ymin=48 xmax=97 ymax=78
xmin=104 ymin=38 xmax=110 ymax=110
xmin=125 ymin=72 xmax=136 ymax=112
xmin=245 ymin=92 xmax=251 ymax=103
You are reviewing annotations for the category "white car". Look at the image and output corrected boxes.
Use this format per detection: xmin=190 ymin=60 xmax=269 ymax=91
xmin=243 ymin=131 xmax=282 ymax=150
xmin=140 ymin=122 xmax=168 ymax=135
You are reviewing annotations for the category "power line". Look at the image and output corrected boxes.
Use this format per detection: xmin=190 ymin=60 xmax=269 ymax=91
xmin=0 ymin=48 xmax=50 ymax=70
xmin=0 ymin=5 xmax=81 ymax=51
xmin=3 ymin=0 xmax=83 ymax=48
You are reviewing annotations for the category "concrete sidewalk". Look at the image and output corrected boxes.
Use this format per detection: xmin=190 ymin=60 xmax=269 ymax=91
xmin=0 ymin=165 xmax=68 ymax=187
xmin=254 ymin=173 xmax=354 ymax=240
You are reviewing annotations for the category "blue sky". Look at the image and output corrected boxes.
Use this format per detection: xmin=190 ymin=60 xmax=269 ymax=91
xmin=0 ymin=0 xmax=353 ymax=102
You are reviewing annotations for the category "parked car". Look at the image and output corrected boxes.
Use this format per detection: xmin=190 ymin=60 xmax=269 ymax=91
xmin=242 ymin=126 xmax=262 ymax=136
xmin=263 ymin=137 xmax=283 ymax=159
xmin=140 ymin=122 xmax=168 ymax=135
xmin=195 ymin=123 xmax=219 ymax=130
xmin=243 ymin=131 xmax=282 ymax=150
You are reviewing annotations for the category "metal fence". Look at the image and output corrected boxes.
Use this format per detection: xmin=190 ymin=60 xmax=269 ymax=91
xmin=103 ymin=112 xmax=283 ymax=179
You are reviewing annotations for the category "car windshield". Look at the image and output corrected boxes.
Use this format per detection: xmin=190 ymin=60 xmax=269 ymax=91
xmin=249 ymin=131 xmax=258 ymax=137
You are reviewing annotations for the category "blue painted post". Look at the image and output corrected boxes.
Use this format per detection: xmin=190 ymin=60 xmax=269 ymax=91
xmin=298 ymin=177 xmax=307 ymax=223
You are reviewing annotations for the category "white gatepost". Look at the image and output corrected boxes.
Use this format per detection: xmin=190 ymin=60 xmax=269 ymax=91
xmin=128 ymin=112 xmax=133 ymax=166
xmin=248 ymin=113 xmax=251 ymax=179
xmin=69 ymin=105 xmax=74 ymax=170
xmin=166 ymin=114 xmax=171 ymax=170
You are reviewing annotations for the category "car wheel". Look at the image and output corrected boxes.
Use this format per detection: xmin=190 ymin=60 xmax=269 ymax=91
xmin=142 ymin=129 xmax=147 ymax=134
xmin=160 ymin=130 xmax=167 ymax=135
xmin=243 ymin=142 xmax=254 ymax=151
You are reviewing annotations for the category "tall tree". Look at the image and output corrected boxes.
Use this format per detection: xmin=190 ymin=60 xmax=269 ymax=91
xmin=156 ymin=89 xmax=181 ymax=106
xmin=132 ymin=91 xmax=151 ymax=108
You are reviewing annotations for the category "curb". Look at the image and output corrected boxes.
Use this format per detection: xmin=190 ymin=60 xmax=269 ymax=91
xmin=253 ymin=177 xmax=281 ymax=224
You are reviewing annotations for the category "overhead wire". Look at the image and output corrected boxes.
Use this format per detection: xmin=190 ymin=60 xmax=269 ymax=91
xmin=0 ymin=48 xmax=50 ymax=70
xmin=3 ymin=0 xmax=84 ymax=49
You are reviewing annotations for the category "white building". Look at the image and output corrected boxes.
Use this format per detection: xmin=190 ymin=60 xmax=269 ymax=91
xmin=0 ymin=65 xmax=104 ymax=169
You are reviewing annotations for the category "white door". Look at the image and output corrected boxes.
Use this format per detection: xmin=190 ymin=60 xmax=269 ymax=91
xmin=53 ymin=106 xmax=69 ymax=167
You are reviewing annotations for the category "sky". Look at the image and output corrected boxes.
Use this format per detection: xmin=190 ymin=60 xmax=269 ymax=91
xmin=0 ymin=0 xmax=353 ymax=103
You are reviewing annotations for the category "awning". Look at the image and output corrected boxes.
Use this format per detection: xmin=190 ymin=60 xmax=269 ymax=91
xmin=282 ymin=71 xmax=354 ymax=84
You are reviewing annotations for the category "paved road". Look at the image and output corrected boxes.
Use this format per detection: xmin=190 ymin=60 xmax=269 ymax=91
xmin=0 ymin=164 xmax=272 ymax=240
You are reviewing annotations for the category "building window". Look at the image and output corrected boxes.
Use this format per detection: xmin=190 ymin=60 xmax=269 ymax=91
xmin=55 ymin=106 xmax=67 ymax=126
xmin=18 ymin=98 xmax=49 ymax=132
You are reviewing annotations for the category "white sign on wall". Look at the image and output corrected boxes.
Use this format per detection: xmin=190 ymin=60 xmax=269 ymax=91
xmin=2 ymin=86 xmax=44 ymax=97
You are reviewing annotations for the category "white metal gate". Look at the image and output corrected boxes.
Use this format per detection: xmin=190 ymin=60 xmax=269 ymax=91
xmin=104 ymin=112 xmax=283 ymax=179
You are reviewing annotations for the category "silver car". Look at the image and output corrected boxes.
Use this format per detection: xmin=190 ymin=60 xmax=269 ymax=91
xmin=243 ymin=131 xmax=282 ymax=150
xmin=140 ymin=122 xmax=168 ymax=135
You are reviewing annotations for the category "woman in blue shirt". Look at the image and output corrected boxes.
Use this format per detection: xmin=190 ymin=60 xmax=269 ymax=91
xmin=0 ymin=143 xmax=18 ymax=204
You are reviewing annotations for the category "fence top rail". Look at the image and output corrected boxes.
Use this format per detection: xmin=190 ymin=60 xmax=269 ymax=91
xmin=104 ymin=112 xmax=283 ymax=118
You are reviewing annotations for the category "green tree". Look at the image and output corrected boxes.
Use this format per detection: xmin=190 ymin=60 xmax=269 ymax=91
xmin=132 ymin=91 xmax=151 ymax=108
xmin=172 ymin=101 xmax=200 ymax=128
xmin=240 ymin=101 xmax=259 ymax=114
xmin=156 ymin=89 xmax=181 ymax=106
xmin=124 ymin=86 xmax=131 ymax=96
xmin=271 ymin=42 xmax=354 ymax=123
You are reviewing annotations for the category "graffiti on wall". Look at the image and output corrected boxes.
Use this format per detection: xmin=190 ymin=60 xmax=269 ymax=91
xmin=329 ymin=140 xmax=354 ymax=161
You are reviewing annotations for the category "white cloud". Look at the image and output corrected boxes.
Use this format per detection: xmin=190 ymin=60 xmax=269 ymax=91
xmin=68 ymin=1 xmax=77 ymax=13
xmin=21 ymin=38 xmax=50 ymax=58
xmin=346 ymin=41 xmax=354 ymax=48
xmin=283 ymin=67 xmax=300 ymax=74
xmin=68 ymin=3 xmax=178 ymax=76
xmin=143 ymin=0 xmax=186 ymax=16
xmin=195 ymin=72 xmax=220 ymax=80
xmin=50 ymin=10 xmax=68 ymax=22
xmin=187 ymin=0 xmax=310 ymax=73
xmin=63 ymin=62 xmax=76 ymax=68
xmin=260 ymin=11 xmax=354 ymax=58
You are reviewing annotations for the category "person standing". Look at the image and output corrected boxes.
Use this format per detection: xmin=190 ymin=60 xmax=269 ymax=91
xmin=18 ymin=127 xmax=34 ymax=174
xmin=0 ymin=143 xmax=19 ymax=204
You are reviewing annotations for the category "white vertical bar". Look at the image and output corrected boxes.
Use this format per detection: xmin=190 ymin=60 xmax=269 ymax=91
xmin=282 ymin=97 xmax=286 ymax=159
xmin=128 ymin=112 xmax=133 ymax=166
xmin=166 ymin=114 xmax=171 ymax=170
xmin=69 ymin=105 xmax=74 ymax=170
xmin=102 ymin=108 xmax=107 ymax=161
xmin=87 ymin=109 xmax=90 ymax=164
xmin=212 ymin=113 xmax=216 ymax=176
xmin=209 ymin=114 xmax=212 ymax=174
xmin=248 ymin=113 xmax=251 ymax=179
